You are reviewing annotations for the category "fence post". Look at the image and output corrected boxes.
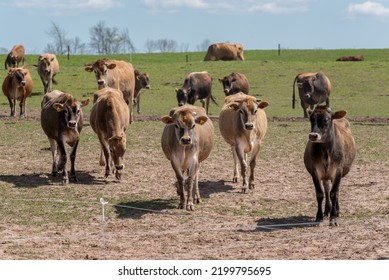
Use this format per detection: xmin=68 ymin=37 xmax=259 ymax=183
xmin=100 ymin=197 xmax=108 ymax=260
xmin=278 ymin=44 xmax=281 ymax=56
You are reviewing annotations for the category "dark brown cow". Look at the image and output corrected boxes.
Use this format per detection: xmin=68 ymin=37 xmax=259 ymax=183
xmin=134 ymin=69 xmax=150 ymax=114
xmin=161 ymin=105 xmax=214 ymax=210
xmin=35 ymin=53 xmax=60 ymax=93
xmin=41 ymin=90 xmax=90 ymax=184
xmin=336 ymin=55 xmax=364 ymax=61
xmin=219 ymin=93 xmax=269 ymax=193
xmin=292 ymin=71 xmax=332 ymax=118
xmin=4 ymin=44 xmax=25 ymax=69
xmin=304 ymin=105 xmax=356 ymax=226
xmin=90 ymin=87 xmax=129 ymax=180
xmin=219 ymin=72 xmax=250 ymax=96
xmin=2 ymin=67 xmax=33 ymax=117
xmin=84 ymin=59 xmax=136 ymax=123
xmin=204 ymin=43 xmax=244 ymax=61
xmin=175 ymin=71 xmax=217 ymax=115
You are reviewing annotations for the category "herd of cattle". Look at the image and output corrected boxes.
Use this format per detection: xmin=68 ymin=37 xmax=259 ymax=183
xmin=2 ymin=43 xmax=357 ymax=226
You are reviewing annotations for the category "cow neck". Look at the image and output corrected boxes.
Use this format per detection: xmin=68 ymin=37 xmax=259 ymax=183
xmin=107 ymin=105 xmax=123 ymax=136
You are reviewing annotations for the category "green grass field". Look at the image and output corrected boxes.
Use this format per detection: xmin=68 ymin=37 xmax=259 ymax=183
xmin=1 ymin=48 xmax=388 ymax=118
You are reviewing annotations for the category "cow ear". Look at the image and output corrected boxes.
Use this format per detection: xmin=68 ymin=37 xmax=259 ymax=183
xmin=81 ymin=99 xmax=90 ymax=107
xmin=107 ymin=63 xmax=116 ymax=69
xmin=175 ymin=88 xmax=179 ymax=93
xmin=333 ymin=110 xmax=347 ymax=119
xmin=258 ymin=101 xmax=269 ymax=109
xmin=53 ymin=103 xmax=65 ymax=112
xmin=84 ymin=66 xmax=93 ymax=72
xmin=161 ymin=115 xmax=174 ymax=124
xmin=228 ymin=103 xmax=240 ymax=111
xmin=195 ymin=116 xmax=208 ymax=125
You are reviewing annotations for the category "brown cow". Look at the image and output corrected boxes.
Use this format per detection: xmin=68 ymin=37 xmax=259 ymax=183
xmin=292 ymin=71 xmax=332 ymax=118
xmin=304 ymin=105 xmax=356 ymax=226
xmin=35 ymin=53 xmax=60 ymax=93
xmin=175 ymin=71 xmax=217 ymax=115
xmin=134 ymin=69 xmax=150 ymax=114
xmin=90 ymin=87 xmax=129 ymax=180
xmin=84 ymin=59 xmax=135 ymax=123
xmin=336 ymin=55 xmax=364 ymax=61
xmin=204 ymin=43 xmax=244 ymax=61
xmin=161 ymin=105 xmax=214 ymax=210
xmin=2 ymin=67 xmax=33 ymax=117
xmin=4 ymin=44 xmax=25 ymax=69
xmin=219 ymin=72 xmax=250 ymax=96
xmin=219 ymin=93 xmax=269 ymax=193
xmin=41 ymin=90 xmax=90 ymax=184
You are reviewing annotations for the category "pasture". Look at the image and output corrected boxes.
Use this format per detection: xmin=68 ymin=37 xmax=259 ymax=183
xmin=0 ymin=49 xmax=388 ymax=259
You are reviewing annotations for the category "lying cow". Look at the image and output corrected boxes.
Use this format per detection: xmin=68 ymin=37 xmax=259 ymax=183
xmin=336 ymin=55 xmax=364 ymax=61
xmin=4 ymin=44 xmax=25 ymax=69
xmin=161 ymin=105 xmax=214 ymax=210
xmin=304 ymin=105 xmax=356 ymax=226
xmin=41 ymin=90 xmax=90 ymax=184
xmin=2 ymin=67 xmax=33 ymax=117
xmin=292 ymin=71 xmax=332 ymax=118
xmin=35 ymin=53 xmax=60 ymax=93
xmin=219 ymin=72 xmax=250 ymax=96
xmin=204 ymin=43 xmax=244 ymax=61
xmin=90 ymin=87 xmax=129 ymax=180
xmin=175 ymin=71 xmax=217 ymax=115
xmin=84 ymin=59 xmax=135 ymax=123
xmin=134 ymin=69 xmax=150 ymax=114
xmin=219 ymin=93 xmax=269 ymax=193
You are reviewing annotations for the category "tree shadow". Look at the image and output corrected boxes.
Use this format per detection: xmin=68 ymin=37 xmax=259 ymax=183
xmin=252 ymin=215 xmax=318 ymax=232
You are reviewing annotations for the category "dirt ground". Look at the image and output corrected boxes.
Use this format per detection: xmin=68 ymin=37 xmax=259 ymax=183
xmin=0 ymin=112 xmax=388 ymax=260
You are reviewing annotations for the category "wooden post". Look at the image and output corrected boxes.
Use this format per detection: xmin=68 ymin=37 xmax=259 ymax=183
xmin=67 ymin=45 xmax=70 ymax=60
xmin=278 ymin=44 xmax=281 ymax=56
xmin=186 ymin=54 xmax=189 ymax=63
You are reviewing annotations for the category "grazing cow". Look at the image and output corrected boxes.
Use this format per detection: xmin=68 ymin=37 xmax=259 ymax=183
xmin=134 ymin=69 xmax=150 ymax=114
xmin=161 ymin=105 xmax=214 ymax=210
xmin=84 ymin=59 xmax=136 ymax=123
xmin=175 ymin=71 xmax=217 ymax=115
xmin=219 ymin=72 xmax=250 ymax=96
xmin=41 ymin=90 xmax=90 ymax=184
xmin=219 ymin=93 xmax=269 ymax=193
xmin=292 ymin=71 xmax=332 ymax=118
xmin=90 ymin=87 xmax=129 ymax=180
xmin=304 ymin=106 xmax=356 ymax=226
xmin=204 ymin=43 xmax=244 ymax=61
xmin=2 ymin=67 xmax=33 ymax=117
xmin=4 ymin=44 xmax=25 ymax=69
xmin=336 ymin=55 xmax=364 ymax=61
xmin=35 ymin=53 xmax=60 ymax=93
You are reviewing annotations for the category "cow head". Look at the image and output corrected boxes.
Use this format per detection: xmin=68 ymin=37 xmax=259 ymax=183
xmin=8 ymin=68 xmax=29 ymax=87
xmin=53 ymin=98 xmax=90 ymax=129
xmin=39 ymin=55 xmax=56 ymax=74
xmin=162 ymin=109 xmax=208 ymax=146
xmin=175 ymin=88 xmax=191 ymax=106
xmin=307 ymin=105 xmax=347 ymax=143
xmin=84 ymin=59 xmax=116 ymax=89
xmin=136 ymin=72 xmax=151 ymax=89
xmin=108 ymin=133 xmax=127 ymax=180
xmin=229 ymin=98 xmax=269 ymax=130
xmin=219 ymin=76 xmax=236 ymax=95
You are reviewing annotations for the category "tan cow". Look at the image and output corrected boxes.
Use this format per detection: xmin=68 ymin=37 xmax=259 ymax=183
xmin=2 ymin=67 xmax=33 ymax=117
xmin=35 ymin=53 xmax=60 ymax=93
xmin=219 ymin=72 xmax=250 ymax=96
xmin=84 ymin=59 xmax=136 ymax=123
xmin=161 ymin=105 xmax=214 ymax=210
xmin=90 ymin=87 xmax=129 ymax=180
xmin=219 ymin=93 xmax=269 ymax=193
xmin=4 ymin=44 xmax=25 ymax=69
xmin=41 ymin=90 xmax=90 ymax=184
xmin=134 ymin=69 xmax=150 ymax=114
xmin=204 ymin=43 xmax=244 ymax=61
xmin=304 ymin=106 xmax=356 ymax=226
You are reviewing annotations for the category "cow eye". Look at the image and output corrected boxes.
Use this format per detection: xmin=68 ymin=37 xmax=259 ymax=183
xmin=253 ymin=109 xmax=258 ymax=114
xmin=174 ymin=124 xmax=179 ymax=129
xmin=191 ymin=124 xmax=195 ymax=129
xmin=239 ymin=109 xmax=244 ymax=114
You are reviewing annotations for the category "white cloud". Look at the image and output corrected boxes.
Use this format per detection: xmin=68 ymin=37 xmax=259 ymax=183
xmin=11 ymin=0 xmax=122 ymax=10
xmin=348 ymin=1 xmax=389 ymax=17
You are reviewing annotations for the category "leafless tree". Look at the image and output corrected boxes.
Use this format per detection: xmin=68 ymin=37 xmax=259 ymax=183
xmin=145 ymin=39 xmax=157 ymax=53
xmin=45 ymin=21 xmax=86 ymax=54
xmin=196 ymin=38 xmax=211 ymax=51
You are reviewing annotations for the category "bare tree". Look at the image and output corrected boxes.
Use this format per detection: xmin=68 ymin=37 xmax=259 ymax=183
xmin=145 ymin=39 xmax=157 ymax=53
xmin=45 ymin=21 xmax=70 ymax=54
xmin=196 ymin=38 xmax=211 ymax=51
xmin=155 ymin=39 xmax=178 ymax=53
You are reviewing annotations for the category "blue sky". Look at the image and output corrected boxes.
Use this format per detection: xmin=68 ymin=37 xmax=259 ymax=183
xmin=1 ymin=0 xmax=389 ymax=54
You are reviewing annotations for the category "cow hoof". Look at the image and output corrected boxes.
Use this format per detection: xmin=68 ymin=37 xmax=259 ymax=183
xmin=186 ymin=204 xmax=194 ymax=211
xmin=115 ymin=172 xmax=122 ymax=180
xmin=329 ymin=219 xmax=338 ymax=227
xmin=232 ymin=177 xmax=238 ymax=183
xmin=249 ymin=184 xmax=255 ymax=190
xmin=51 ymin=171 xmax=58 ymax=177
xmin=177 ymin=204 xmax=184 ymax=210
xmin=194 ymin=198 xmax=201 ymax=204
xmin=241 ymin=188 xmax=247 ymax=193
xmin=62 ymin=178 xmax=69 ymax=185
xmin=72 ymin=176 xmax=79 ymax=183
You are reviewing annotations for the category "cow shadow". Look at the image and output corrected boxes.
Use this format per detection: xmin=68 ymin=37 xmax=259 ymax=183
xmin=252 ymin=215 xmax=317 ymax=232
xmin=199 ymin=180 xmax=235 ymax=198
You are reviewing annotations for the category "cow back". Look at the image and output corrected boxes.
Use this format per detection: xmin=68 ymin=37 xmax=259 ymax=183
xmin=106 ymin=60 xmax=135 ymax=104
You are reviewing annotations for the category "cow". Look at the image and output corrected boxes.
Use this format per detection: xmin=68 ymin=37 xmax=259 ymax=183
xmin=219 ymin=72 xmax=250 ymax=96
xmin=35 ymin=53 xmax=60 ymax=93
xmin=304 ymin=106 xmax=356 ymax=226
xmin=40 ymin=90 xmax=90 ymax=184
xmin=2 ymin=67 xmax=33 ymax=117
xmin=219 ymin=93 xmax=269 ymax=193
xmin=4 ymin=44 xmax=25 ymax=69
xmin=204 ymin=43 xmax=244 ymax=61
xmin=90 ymin=87 xmax=129 ymax=180
xmin=161 ymin=105 xmax=214 ymax=210
xmin=292 ymin=71 xmax=332 ymax=118
xmin=134 ymin=69 xmax=150 ymax=114
xmin=84 ymin=59 xmax=136 ymax=123
xmin=175 ymin=71 xmax=217 ymax=115
xmin=336 ymin=55 xmax=364 ymax=61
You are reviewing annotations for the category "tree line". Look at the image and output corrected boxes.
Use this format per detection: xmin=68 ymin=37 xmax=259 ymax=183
xmin=44 ymin=21 xmax=211 ymax=55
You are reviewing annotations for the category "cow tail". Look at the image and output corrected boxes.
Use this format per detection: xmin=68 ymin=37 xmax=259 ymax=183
xmin=210 ymin=94 xmax=218 ymax=106
xmin=292 ymin=74 xmax=299 ymax=109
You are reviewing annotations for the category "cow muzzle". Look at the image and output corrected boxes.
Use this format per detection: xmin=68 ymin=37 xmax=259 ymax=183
xmin=180 ymin=137 xmax=192 ymax=145
xmin=245 ymin=123 xmax=254 ymax=130
xmin=97 ymin=80 xmax=106 ymax=88
xmin=309 ymin=133 xmax=322 ymax=142
xmin=68 ymin=121 xmax=77 ymax=129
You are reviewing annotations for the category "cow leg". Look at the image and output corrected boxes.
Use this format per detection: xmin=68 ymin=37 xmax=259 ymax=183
xmin=19 ymin=98 xmax=26 ymax=118
xmin=102 ymin=144 xmax=111 ymax=178
xmin=248 ymin=143 xmax=261 ymax=190
xmin=170 ymin=159 xmax=186 ymax=209
xmin=329 ymin=171 xmax=342 ymax=226
xmin=69 ymin=140 xmax=79 ymax=183
xmin=193 ymin=170 xmax=201 ymax=204
xmin=99 ymin=148 xmax=105 ymax=166
xmin=56 ymin=140 xmax=69 ymax=184
xmin=205 ymin=97 xmax=210 ymax=115
xmin=186 ymin=163 xmax=198 ymax=211
xmin=311 ymin=169 xmax=324 ymax=223
xmin=7 ymin=97 xmax=15 ymax=117
xmin=136 ymin=94 xmax=141 ymax=114
xmin=235 ymin=145 xmax=248 ymax=193
xmin=231 ymin=147 xmax=240 ymax=183
xmin=323 ymin=179 xmax=332 ymax=217
xmin=129 ymin=92 xmax=134 ymax=124
xmin=301 ymin=100 xmax=308 ymax=118
xmin=49 ymin=138 xmax=58 ymax=176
